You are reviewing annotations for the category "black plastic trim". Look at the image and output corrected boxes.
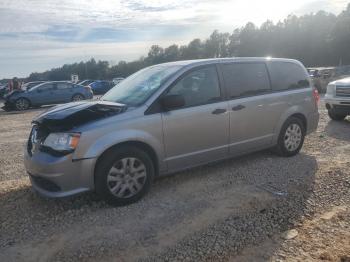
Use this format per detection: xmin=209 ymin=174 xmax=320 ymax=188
xmin=29 ymin=173 xmax=61 ymax=192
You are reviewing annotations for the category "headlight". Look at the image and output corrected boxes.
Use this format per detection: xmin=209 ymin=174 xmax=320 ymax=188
xmin=326 ymin=84 xmax=336 ymax=96
xmin=43 ymin=133 xmax=80 ymax=152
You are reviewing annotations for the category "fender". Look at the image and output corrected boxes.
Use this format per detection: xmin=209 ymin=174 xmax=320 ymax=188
xmin=272 ymin=105 xmax=308 ymax=145
xmin=74 ymin=128 xmax=166 ymax=172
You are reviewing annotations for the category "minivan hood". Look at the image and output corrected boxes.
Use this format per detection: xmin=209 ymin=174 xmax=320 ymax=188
xmin=33 ymin=100 xmax=127 ymax=131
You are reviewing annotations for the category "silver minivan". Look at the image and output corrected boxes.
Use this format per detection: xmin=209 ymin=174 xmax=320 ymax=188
xmin=24 ymin=58 xmax=319 ymax=206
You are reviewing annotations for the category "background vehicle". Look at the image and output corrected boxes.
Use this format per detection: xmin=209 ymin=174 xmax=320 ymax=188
xmin=4 ymin=81 xmax=93 ymax=111
xmin=307 ymin=66 xmax=350 ymax=93
xmin=22 ymin=81 xmax=46 ymax=91
xmin=325 ymin=77 xmax=350 ymax=120
xmin=112 ymin=77 xmax=124 ymax=85
xmin=0 ymin=83 xmax=9 ymax=98
xmin=88 ymin=80 xmax=114 ymax=95
xmin=78 ymin=79 xmax=95 ymax=86
xmin=24 ymin=58 xmax=319 ymax=206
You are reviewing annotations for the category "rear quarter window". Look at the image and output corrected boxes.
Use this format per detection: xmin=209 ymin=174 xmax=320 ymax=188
xmin=267 ymin=61 xmax=310 ymax=91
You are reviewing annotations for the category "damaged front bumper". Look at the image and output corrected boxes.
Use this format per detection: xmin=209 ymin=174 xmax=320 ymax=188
xmin=24 ymin=147 xmax=97 ymax=198
xmin=24 ymin=100 xmax=127 ymax=197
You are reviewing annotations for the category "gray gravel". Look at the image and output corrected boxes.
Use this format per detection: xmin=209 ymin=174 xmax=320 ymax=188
xmin=0 ymin=104 xmax=349 ymax=261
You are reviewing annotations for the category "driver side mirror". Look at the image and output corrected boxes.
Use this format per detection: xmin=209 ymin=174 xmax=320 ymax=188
xmin=160 ymin=94 xmax=185 ymax=111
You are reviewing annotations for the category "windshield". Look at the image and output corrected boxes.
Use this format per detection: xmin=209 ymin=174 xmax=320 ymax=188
xmin=102 ymin=65 xmax=181 ymax=106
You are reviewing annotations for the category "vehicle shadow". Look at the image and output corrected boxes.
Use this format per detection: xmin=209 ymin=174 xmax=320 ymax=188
xmin=0 ymin=151 xmax=317 ymax=261
xmin=324 ymin=117 xmax=350 ymax=141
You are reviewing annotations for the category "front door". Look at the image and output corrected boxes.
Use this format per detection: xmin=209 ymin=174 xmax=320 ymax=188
xmin=161 ymin=65 xmax=229 ymax=172
xmin=31 ymin=83 xmax=56 ymax=105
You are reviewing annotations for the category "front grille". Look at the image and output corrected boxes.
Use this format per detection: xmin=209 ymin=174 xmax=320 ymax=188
xmin=29 ymin=174 xmax=61 ymax=192
xmin=336 ymin=86 xmax=350 ymax=97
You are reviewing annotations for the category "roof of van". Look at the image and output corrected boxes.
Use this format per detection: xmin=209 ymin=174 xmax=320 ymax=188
xmin=157 ymin=57 xmax=301 ymax=67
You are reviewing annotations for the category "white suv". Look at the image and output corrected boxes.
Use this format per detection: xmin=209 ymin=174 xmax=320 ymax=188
xmin=325 ymin=77 xmax=350 ymax=120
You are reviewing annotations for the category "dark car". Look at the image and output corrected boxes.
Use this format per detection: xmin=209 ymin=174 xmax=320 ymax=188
xmin=88 ymin=80 xmax=114 ymax=95
xmin=3 ymin=81 xmax=93 ymax=111
xmin=0 ymin=84 xmax=9 ymax=98
xmin=22 ymin=81 xmax=46 ymax=91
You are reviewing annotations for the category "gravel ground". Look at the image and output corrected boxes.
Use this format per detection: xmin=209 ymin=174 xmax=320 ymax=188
xmin=0 ymin=102 xmax=349 ymax=262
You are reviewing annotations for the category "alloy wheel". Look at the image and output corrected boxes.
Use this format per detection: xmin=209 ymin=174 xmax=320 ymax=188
xmin=15 ymin=98 xmax=29 ymax=110
xmin=284 ymin=123 xmax=302 ymax=152
xmin=107 ymin=157 xmax=147 ymax=198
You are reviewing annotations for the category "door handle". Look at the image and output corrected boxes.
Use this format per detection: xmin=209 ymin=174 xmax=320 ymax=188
xmin=212 ymin=108 xmax=227 ymax=115
xmin=232 ymin=105 xmax=245 ymax=111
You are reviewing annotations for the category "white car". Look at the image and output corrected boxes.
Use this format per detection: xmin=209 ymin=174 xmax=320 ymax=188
xmin=325 ymin=77 xmax=350 ymax=120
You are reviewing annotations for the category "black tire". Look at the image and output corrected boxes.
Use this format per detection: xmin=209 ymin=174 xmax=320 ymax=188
xmin=327 ymin=109 xmax=346 ymax=121
xmin=274 ymin=117 xmax=306 ymax=157
xmin=15 ymin=97 xmax=30 ymax=111
xmin=72 ymin=93 xmax=84 ymax=101
xmin=95 ymin=146 xmax=154 ymax=206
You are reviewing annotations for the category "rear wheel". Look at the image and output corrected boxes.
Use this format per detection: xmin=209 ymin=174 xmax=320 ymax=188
xmin=15 ymin=98 xmax=30 ymax=111
xmin=72 ymin=94 xmax=84 ymax=101
xmin=274 ymin=117 xmax=305 ymax=157
xmin=95 ymin=146 xmax=154 ymax=206
xmin=327 ymin=109 xmax=346 ymax=121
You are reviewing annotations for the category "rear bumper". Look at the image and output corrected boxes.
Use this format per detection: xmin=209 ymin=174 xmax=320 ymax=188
xmin=306 ymin=111 xmax=319 ymax=135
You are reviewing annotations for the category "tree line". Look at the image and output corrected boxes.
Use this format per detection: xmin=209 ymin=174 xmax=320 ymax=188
xmin=27 ymin=4 xmax=350 ymax=82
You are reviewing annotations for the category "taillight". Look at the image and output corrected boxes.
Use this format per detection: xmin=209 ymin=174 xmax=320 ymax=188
xmin=312 ymin=88 xmax=320 ymax=106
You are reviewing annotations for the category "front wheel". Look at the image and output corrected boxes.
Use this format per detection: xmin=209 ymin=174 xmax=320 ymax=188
xmin=15 ymin=98 xmax=30 ymax=111
xmin=274 ymin=117 xmax=305 ymax=157
xmin=327 ymin=109 xmax=346 ymax=121
xmin=95 ymin=146 xmax=154 ymax=206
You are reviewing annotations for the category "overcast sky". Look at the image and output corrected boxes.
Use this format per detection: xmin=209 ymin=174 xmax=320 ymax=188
xmin=0 ymin=0 xmax=348 ymax=78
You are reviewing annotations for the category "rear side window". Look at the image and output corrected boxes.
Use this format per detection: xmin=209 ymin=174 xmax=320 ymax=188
xmin=221 ymin=63 xmax=270 ymax=98
xmin=268 ymin=62 xmax=310 ymax=91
